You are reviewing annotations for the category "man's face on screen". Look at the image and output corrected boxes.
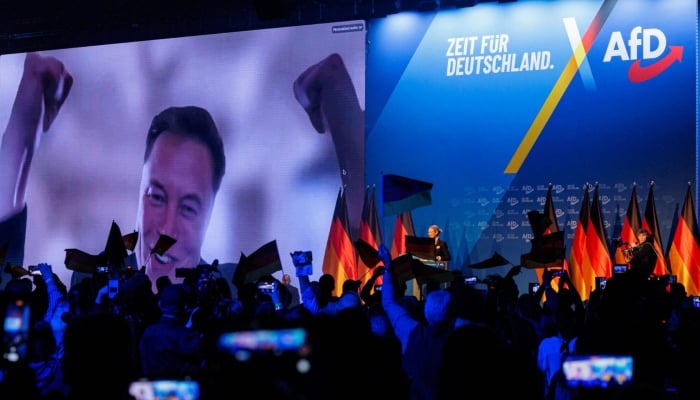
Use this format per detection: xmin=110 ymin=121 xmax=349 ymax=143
xmin=136 ymin=132 xmax=216 ymax=285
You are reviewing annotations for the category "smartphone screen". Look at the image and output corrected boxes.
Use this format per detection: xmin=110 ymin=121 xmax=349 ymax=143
xmin=612 ymin=264 xmax=627 ymax=275
xmin=2 ymin=299 xmax=31 ymax=364
xmin=562 ymin=354 xmax=633 ymax=389
xmin=692 ymin=296 xmax=700 ymax=309
xmin=217 ymin=327 xmax=311 ymax=375
xmin=108 ymin=278 xmax=120 ymax=300
xmin=528 ymin=282 xmax=540 ymax=295
xmin=218 ymin=328 xmax=306 ymax=354
xmin=595 ymin=277 xmax=607 ymax=291
xmin=129 ymin=380 xmax=200 ymax=400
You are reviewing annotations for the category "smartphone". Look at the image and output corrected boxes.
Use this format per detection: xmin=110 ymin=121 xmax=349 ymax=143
xmin=612 ymin=264 xmax=627 ymax=275
xmin=464 ymin=276 xmax=478 ymax=285
xmin=528 ymin=282 xmax=540 ymax=295
xmin=257 ymin=282 xmax=275 ymax=292
xmin=692 ymin=296 xmax=700 ymax=309
xmin=27 ymin=265 xmax=42 ymax=276
xmin=562 ymin=354 xmax=633 ymax=388
xmin=595 ymin=277 xmax=607 ymax=291
xmin=96 ymin=265 xmax=110 ymax=274
xmin=108 ymin=278 xmax=120 ymax=300
xmin=129 ymin=380 xmax=200 ymax=400
xmin=2 ymin=299 xmax=31 ymax=364
xmin=218 ymin=328 xmax=307 ymax=354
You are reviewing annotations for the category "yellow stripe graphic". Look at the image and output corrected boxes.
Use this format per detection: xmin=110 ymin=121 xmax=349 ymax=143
xmin=504 ymin=52 xmax=582 ymax=174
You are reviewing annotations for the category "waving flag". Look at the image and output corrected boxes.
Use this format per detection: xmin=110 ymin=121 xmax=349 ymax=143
xmin=104 ymin=220 xmax=128 ymax=269
xmin=668 ymin=184 xmax=700 ymax=295
xmin=537 ymin=183 xmax=565 ymax=284
xmin=614 ymin=184 xmax=642 ymax=265
xmin=543 ymin=183 xmax=560 ymax=236
xmin=587 ymin=183 xmax=612 ymax=279
xmin=322 ymin=187 xmax=358 ymax=296
xmin=381 ymin=173 xmax=433 ymax=216
xmin=65 ymin=220 xmax=150 ymax=274
xmin=568 ymin=184 xmax=592 ymax=300
xmin=233 ymin=240 xmax=283 ymax=287
xmin=642 ymin=182 xmax=669 ymax=276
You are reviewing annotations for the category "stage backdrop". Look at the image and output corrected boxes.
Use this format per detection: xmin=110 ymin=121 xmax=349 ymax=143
xmin=365 ymin=0 xmax=697 ymax=292
xmin=0 ymin=21 xmax=366 ymax=287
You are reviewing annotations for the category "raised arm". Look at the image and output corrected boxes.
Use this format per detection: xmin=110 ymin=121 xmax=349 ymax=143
xmin=293 ymin=53 xmax=364 ymax=238
xmin=360 ymin=265 xmax=384 ymax=305
xmin=379 ymin=244 xmax=418 ymax=353
xmin=0 ymin=52 xmax=72 ymax=221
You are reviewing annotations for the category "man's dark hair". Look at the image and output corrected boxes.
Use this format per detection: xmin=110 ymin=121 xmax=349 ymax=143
xmin=145 ymin=106 xmax=226 ymax=193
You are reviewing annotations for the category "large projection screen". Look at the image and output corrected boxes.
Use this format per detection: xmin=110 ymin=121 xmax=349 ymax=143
xmin=0 ymin=21 xmax=366 ymax=288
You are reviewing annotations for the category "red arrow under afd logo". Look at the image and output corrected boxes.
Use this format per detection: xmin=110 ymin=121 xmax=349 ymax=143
xmin=628 ymin=45 xmax=683 ymax=83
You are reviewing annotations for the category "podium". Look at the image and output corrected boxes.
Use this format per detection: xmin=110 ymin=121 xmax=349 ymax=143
xmin=390 ymin=253 xmax=453 ymax=300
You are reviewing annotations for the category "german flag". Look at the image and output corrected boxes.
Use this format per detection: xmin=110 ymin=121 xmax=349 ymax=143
xmin=568 ymin=184 xmax=592 ymax=300
xmin=586 ymin=183 xmax=612 ymax=280
xmin=390 ymin=211 xmax=415 ymax=260
xmin=322 ymin=187 xmax=358 ymax=296
xmin=642 ymin=182 xmax=670 ymax=276
xmin=233 ymin=240 xmax=282 ymax=286
xmin=668 ymin=184 xmax=700 ymax=295
xmin=357 ymin=185 xmax=382 ymax=285
xmin=614 ymin=184 xmax=641 ymax=265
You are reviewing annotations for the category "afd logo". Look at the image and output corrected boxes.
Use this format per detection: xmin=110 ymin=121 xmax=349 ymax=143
xmin=603 ymin=26 xmax=683 ymax=83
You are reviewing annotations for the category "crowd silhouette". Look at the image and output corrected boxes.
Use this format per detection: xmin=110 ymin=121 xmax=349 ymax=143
xmin=0 ymin=245 xmax=698 ymax=400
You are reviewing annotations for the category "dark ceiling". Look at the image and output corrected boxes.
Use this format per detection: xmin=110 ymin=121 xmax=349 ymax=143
xmin=0 ymin=0 xmax=410 ymax=54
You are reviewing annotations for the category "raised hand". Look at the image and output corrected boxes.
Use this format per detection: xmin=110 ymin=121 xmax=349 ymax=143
xmin=377 ymin=244 xmax=391 ymax=271
xmin=35 ymin=262 xmax=54 ymax=279
xmin=0 ymin=52 xmax=72 ymax=219
xmin=293 ymin=53 xmax=364 ymax=237
xmin=373 ymin=265 xmax=386 ymax=278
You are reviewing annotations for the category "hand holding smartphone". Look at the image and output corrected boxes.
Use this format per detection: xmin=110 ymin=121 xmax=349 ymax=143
xmin=562 ymin=354 xmax=633 ymax=389
xmin=528 ymin=282 xmax=540 ymax=295
xmin=2 ymin=299 xmax=31 ymax=365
